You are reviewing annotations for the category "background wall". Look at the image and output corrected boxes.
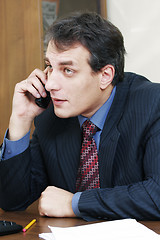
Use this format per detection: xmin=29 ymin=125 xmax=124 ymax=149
xmin=0 ymin=0 xmax=44 ymax=142
xmin=58 ymin=0 xmax=97 ymax=16
xmin=107 ymin=0 xmax=160 ymax=83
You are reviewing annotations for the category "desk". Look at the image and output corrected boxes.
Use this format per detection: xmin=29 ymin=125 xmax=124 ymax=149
xmin=0 ymin=200 xmax=160 ymax=239
xmin=0 ymin=200 xmax=90 ymax=239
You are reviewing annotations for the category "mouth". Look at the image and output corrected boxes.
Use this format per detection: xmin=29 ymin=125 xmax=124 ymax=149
xmin=52 ymin=98 xmax=67 ymax=106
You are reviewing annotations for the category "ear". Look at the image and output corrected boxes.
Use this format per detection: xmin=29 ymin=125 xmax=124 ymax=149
xmin=100 ymin=65 xmax=115 ymax=90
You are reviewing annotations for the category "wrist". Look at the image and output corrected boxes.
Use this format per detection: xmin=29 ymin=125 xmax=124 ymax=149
xmin=67 ymin=194 xmax=76 ymax=217
xmin=72 ymin=192 xmax=82 ymax=217
xmin=8 ymin=114 xmax=33 ymax=141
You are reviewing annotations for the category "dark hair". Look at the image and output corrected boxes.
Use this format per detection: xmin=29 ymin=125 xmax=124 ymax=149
xmin=47 ymin=12 xmax=126 ymax=85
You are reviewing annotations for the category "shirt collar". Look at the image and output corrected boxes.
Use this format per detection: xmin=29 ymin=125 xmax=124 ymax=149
xmin=78 ymin=86 xmax=116 ymax=130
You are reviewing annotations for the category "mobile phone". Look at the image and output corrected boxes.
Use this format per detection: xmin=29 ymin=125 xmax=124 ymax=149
xmin=35 ymin=85 xmax=51 ymax=109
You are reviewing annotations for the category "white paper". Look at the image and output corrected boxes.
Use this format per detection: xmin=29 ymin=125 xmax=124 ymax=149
xmin=39 ymin=219 xmax=160 ymax=240
xmin=39 ymin=232 xmax=55 ymax=240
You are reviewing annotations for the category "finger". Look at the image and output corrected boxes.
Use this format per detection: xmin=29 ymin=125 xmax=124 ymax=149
xmin=38 ymin=204 xmax=45 ymax=216
xmin=28 ymin=68 xmax=47 ymax=85
xmin=16 ymin=79 xmax=41 ymax=99
xmin=27 ymin=77 xmax=47 ymax=98
xmin=38 ymin=207 xmax=45 ymax=216
xmin=25 ymin=83 xmax=41 ymax=99
xmin=15 ymin=80 xmax=37 ymax=98
xmin=38 ymin=196 xmax=49 ymax=216
xmin=44 ymin=66 xmax=50 ymax=74
xmin=38 ymin=197 xmax=44 ymax=216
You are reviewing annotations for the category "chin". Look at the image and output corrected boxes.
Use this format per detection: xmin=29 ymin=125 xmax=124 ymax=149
xmin=54 ymin=109 xmax=73 ymax=119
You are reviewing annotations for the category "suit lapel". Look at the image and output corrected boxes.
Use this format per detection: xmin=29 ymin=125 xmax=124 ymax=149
xmin=99 ymin=78 xmax=130 ymax=187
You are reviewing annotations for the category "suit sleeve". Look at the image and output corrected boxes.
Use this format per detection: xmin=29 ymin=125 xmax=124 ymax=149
xmin=0 ymin=129 xmax=48 ymax=211
xmin=1 ymin=130 xmax=30 ymax=160
xmin=78 ymin=101 xmax=160 ymax=221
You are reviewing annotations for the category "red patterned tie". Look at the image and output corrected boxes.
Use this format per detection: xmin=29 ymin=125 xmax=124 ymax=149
xmin=76 ymin=119 xmax=100 ymax=191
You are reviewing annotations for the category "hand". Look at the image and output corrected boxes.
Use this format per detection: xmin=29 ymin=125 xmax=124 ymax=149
xmin=38 ymin=186 xmax=76 ymax=218
xmin=8 ymin=68 xmax=49 ymax=140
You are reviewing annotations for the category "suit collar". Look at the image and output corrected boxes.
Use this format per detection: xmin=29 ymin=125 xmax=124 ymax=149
xmin=98 ymin=76 xmax=130 ymax=187
xmin=100 ymin=76 xmax=130 ymax=144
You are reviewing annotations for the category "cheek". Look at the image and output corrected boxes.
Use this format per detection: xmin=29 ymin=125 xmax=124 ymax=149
xmin=67 ymin=91 xmax=87 ymax=115
xmin=65 ymin=76 xmax=99 ymax=108
xmin=70 ymin=91 xmax=93 ymax=114
xmin=69 ymin=89 xmax=87 ymax=106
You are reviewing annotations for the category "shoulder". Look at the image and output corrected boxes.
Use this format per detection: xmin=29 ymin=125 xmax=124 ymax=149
xmin=124 ymin=72 xmax=160 ymax=93
xmin=118 ymin=73 xmax=160 ymax=128
xmin=124 ymin=72 xmax=160 ymax=104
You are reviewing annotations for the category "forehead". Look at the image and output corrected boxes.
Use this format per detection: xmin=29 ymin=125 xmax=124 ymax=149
xmin=46 ymin=41 xmax=90 ymax=65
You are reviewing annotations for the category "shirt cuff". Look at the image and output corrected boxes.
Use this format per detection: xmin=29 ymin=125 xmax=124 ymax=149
xmin=72 ymin=192 xmax=82 ymax=217
xmin=1 ymin=129 xmax=30 ymax=160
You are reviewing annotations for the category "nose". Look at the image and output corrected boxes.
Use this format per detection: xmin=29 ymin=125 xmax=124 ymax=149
xmin=45 ymin=70 xmax=60 ymax=92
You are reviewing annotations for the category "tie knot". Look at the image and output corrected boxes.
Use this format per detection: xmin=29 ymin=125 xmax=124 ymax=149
xmin=82 ymin=120 xmax=98 ymax=139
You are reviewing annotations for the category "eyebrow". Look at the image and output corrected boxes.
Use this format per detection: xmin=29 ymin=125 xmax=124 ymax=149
xmin=59 ymin=61 xmax=74 ymax=66
xmin=44 ymin=57 xmax=49 ymax=62
xmin=44 ymin=57 xmax=50 ymax=62
xmin=44 ymin=57 xmax=75 ymax=66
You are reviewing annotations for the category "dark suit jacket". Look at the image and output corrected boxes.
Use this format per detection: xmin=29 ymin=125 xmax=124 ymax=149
xmin=1 ymin=72 xmax=160 ymax=221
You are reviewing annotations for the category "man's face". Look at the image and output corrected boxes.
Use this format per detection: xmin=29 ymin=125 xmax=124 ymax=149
xmin=45 ymin=41 xmax=104 ymax=118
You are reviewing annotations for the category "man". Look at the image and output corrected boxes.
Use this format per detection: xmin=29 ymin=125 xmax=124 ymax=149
xmin=0 ymin=12 xmax=160 ymax=221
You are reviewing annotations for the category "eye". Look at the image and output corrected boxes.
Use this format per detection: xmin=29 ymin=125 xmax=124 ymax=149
xmin=64 ymin=68 xmax=74 ymax=75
